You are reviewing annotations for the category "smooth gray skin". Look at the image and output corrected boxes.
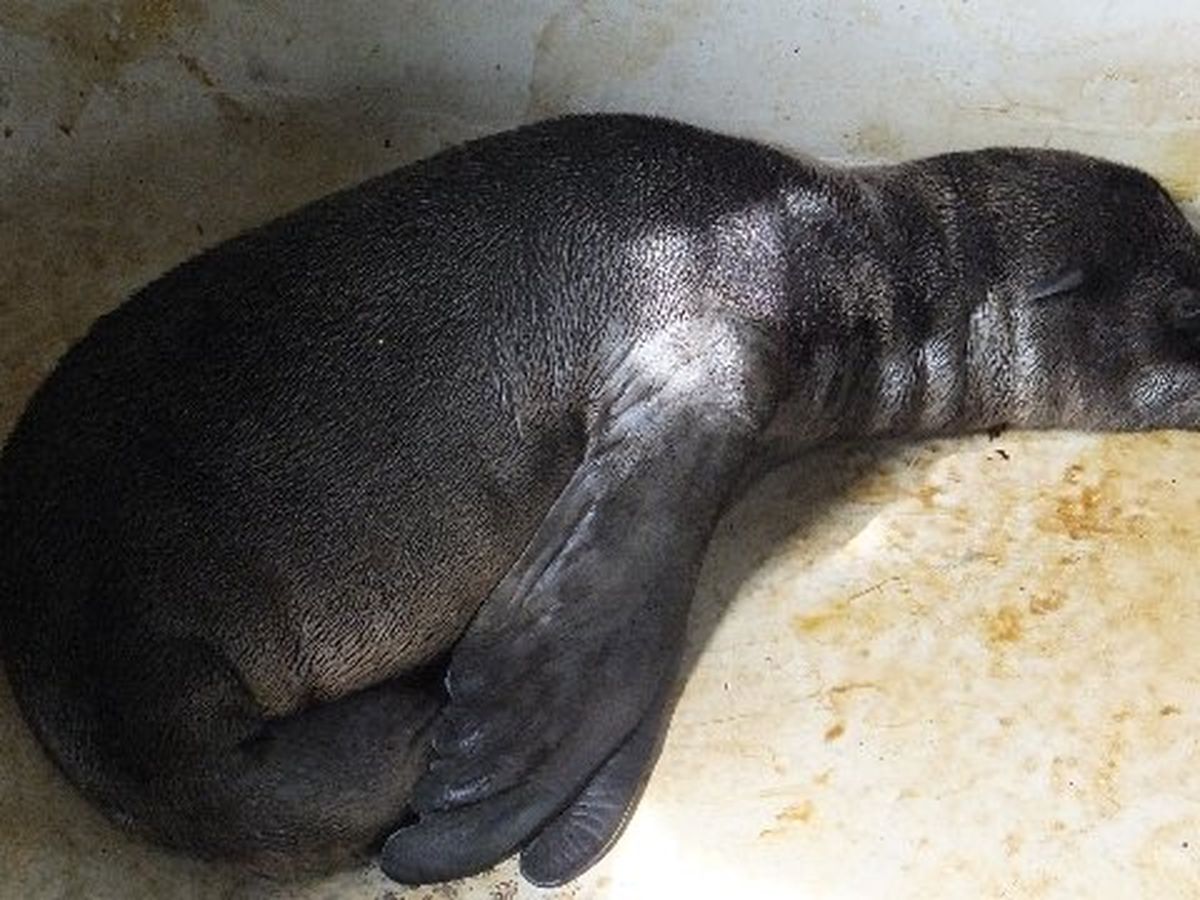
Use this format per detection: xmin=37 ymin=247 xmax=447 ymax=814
xmin=3 ymin=114 xmax=1200 ymax=887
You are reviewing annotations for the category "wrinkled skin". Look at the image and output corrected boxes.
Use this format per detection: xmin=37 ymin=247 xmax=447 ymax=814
xmin=1 ymin=115 xmax=1199 ymax=886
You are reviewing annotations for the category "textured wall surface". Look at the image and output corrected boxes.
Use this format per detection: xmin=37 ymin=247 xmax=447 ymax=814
xmin=1 ymin=2 xmax=1198 ymax=898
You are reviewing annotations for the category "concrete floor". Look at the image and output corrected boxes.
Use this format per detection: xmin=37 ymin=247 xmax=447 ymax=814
xmin=2 ymin=3 xmax=1199 ymax=898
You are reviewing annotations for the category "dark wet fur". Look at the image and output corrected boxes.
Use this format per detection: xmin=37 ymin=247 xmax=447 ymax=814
xmin=2 ymin=114 xmax=1199 ymax=885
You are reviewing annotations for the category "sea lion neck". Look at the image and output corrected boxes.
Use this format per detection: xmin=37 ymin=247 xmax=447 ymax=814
xmin=768 ymin=157 xmax=1017 ymax=443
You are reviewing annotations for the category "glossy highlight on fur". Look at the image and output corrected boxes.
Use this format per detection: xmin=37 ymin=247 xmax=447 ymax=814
xmin=2 ymin=114 xmax=1199 ymax=886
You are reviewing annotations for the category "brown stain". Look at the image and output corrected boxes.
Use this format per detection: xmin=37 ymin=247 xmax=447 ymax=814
xmin=984 ymin=604 xmax=1023 ymax=644
xmin=790 ymin=579 xmax=897 ymax=636
xmin=1041 ymin=463 xmax=1148 ymax=541
xmin=47 ymin=0 xmax=203 ymax=72
xmin=828 ymin=681 xmax=881 ymax=696
xmin=1053 ymin=484 xmax=1111 ymax=539
xmin=1028 ymin=590 xmax=1065 ymax=616
xmin=915 ymin=483 xmax=942 ymax=509
xmin=759 ymin=799 xmax=815 ymax=837
xmin=791 ymin=600 xmax=846 ymax=634
xmin=844 ymin=469 xmax=902 ymax=503
xmin=0 ymin=0 xmax=207 ymax=131
xmin=816 ymin=681 xmax=883 ymax=731
xmin=1156 ymin=129 xmax=1200 ymax=204
xmin=777 ymin=800 xmax=814 ymax=823
xmin=1160 ymin=705 xmax=1183 ymax=716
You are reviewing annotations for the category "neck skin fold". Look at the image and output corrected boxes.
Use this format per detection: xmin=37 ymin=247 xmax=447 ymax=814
xmin=763 ymin=166 xmax=1044 ymax=448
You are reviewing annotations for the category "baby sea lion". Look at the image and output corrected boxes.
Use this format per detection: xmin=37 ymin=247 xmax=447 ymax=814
xmin=1 ymin=114 xmax=1198 ymax=887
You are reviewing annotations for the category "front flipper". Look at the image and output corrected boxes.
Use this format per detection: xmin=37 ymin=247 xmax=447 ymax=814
xmin=381 ymin=318 xmax=779 ymax=884
xmin=518 ymin=686 xmax=672 ymax=886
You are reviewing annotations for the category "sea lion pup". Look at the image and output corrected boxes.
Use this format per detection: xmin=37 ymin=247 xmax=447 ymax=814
xmin=1 ymin=114 xmax=1198 ymax=886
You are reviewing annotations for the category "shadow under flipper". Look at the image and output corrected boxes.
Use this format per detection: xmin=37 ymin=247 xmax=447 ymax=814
xmin=683 ymin=438 xmax=922 ymax=676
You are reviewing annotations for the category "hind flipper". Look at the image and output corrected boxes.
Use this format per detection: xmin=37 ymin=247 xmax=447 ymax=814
xmin=381 ymin=319 xmax=778 ymax=883
xmin=81 ymin=635 xmax=442 ymax=874
xmin=214 ymin=676 xmax=442 ymax=872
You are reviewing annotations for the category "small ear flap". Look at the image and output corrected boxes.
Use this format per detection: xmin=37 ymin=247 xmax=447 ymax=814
xmin=1169 ymin=286 xmax=1200 ymax=333
xmin=1027 ymin=266 xmax=1086 ymax=302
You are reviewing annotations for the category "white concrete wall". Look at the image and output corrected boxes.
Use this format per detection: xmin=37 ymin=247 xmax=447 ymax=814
xmin=5 ymin=2 xmax=1199 ymax=182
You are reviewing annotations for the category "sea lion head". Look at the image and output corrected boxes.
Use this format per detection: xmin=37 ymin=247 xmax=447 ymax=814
xmin=945 ymin=148 xmax=1200 ymax=432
